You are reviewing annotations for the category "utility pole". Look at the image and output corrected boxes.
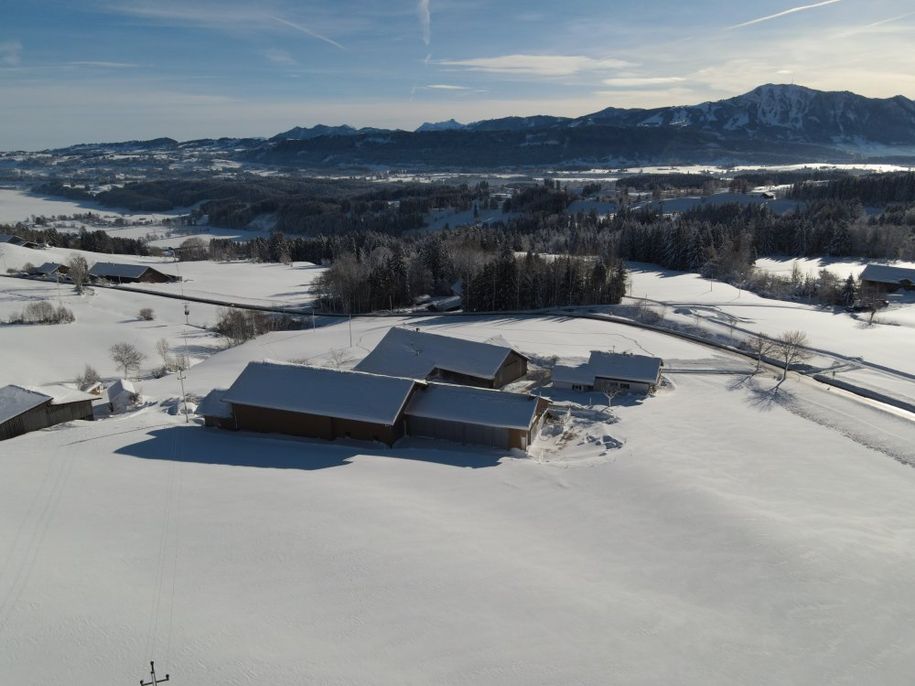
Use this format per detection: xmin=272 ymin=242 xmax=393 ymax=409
xmin=176 ymin=366 xmax=188 ymax=424
xmin=140 ymin=661 xmax=169 ymax=685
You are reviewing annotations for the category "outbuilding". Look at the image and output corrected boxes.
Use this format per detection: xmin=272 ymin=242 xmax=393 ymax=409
xmin=89 ymin=262 xmax=180 ymax=284
xmin=553 ymin=351 xmax=663 ymax=394
xmin=405 ymin=383 xmax=548 ymax=451
xmin=859 ymin=264 xmax=915 ymax=295
xmin=355 ymin=327 xmax=528 ymax=389
xmin=0 ymin=384 xmax=95 ymax=441
xmin=220 ymin=362 xmax=419 ymax=445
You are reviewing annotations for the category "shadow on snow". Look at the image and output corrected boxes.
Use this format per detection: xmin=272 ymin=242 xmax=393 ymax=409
xmin=115 ymin=425 xmax=506 ymax=471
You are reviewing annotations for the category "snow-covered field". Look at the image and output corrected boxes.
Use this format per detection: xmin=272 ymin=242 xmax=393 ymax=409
xmin=0 ymin=242 xmax=325 ymax=309
xmin=0 ymin=187 xmax=179 ymax=224
xmin=2 ymin=248 xmax=915 ymax=685
xmin=754 ymin=256 xmax=915 ymax=280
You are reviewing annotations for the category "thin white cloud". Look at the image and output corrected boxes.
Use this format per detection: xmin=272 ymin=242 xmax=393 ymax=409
xmin=0 ymin=40 xmax=22 ymax=67
xmin=67 ymin=60 xmax=138 ymax=68
xmin=729 ymin=0 xmax=842 ymax=30
xmin=107 ymin=3 xmax=345 ymax=49
xmin=835 ymin=11 xmax=915 ymax=38
xmin=438 ymin=54 xmax=633 ymax=77
xmin=426 ymin=84 xmax=470 ymax=90
xmin=602 ymin=76 xmax=685 ymax=87
xmin=269 ymin=16 xmax=345 ymax=50
xmin=264 ymin=49 xmax=297 ymax=66
xmin=418 ymin=0 xmax=431 ymax=46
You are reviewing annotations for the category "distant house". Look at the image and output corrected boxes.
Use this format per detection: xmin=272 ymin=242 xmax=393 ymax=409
xmin=859 ymin=264 xmax=915 ymax=295
xmin=88 ymin=262 xmax=179 ymax=284
xmin=201 ymin=360 xmax=548 ymax=452
xmin=220 ymin=362 xmax=419 ymax=445
xmin=107 ymin=379 xmax=139 ymax=413
xmin=0 ymin=385 xmax=95 ymax=441
xmin=404 ymin=383 xmax=548 ymax=451
xmin=553 ymin=351 xmax=664 ymax=394
xmin=0 ymin=233 xmax=40 ymax=249
xmin=427 ymin=295 xmax=462 ymax=312
xmin=29 ymin=262 xmax=69 ymax=278
xmin=355 ymin=327 xmax=528 ymax=389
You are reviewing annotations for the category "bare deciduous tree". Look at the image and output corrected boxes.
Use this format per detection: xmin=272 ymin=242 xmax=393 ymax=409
xmin=747 ymin=334 xmax=776 ymax=373
xmin=774 ymin=330 xmax=811 ymax=381
xmin=138 ymin=307 xmax=155 ymax=321
xmin=67 ymin=255 xmax=90 ymax=293
xmin=110 ymin=342 xmax=145 ymax=378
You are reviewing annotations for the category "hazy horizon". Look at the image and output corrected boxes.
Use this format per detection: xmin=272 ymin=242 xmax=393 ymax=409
xmin=3 ymin=0 xmax=915 ymax=149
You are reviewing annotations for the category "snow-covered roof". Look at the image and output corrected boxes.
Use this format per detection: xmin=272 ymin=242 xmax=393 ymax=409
xmin=36 ymin=384 xmax=98 ymax=405
xmin=406 ymin=383 xmax=544 ymax=431
xmin=31 ymin=262 xmax=64 ymax=275
xmin=222 ymin=361 xmax=418 ymax=426
xmin=89 ymin=262 xmax=174 ymax=280
xmin=107 ymin=379 xmax=137 ymax=399
xmin=860 ymin=264 xmax=915 ymax=285
xmin=0 ymin=385 xmax=52 ymax=424
xmin=197 ymin=388 xmax=232 ymax=419
xmin=554 ymin=351 xmax=663 ymax=386
xmin=355 ymin=328 xmax=521 ymax=381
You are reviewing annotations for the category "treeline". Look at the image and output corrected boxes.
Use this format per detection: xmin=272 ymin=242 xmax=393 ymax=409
xmin=618 ymin=173 xmax=717 ymax=192
xmin=35 ymin=177 xmax=492 ymax=234
xmin=788 ymin=172 xmax=915 ymax=204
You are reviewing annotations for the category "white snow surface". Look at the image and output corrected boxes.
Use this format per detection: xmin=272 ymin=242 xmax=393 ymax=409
xmin=1 ymin=250 xmax=915 ymax=684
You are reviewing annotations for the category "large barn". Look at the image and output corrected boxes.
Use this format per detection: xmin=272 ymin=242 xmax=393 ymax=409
xmin=553 ymin=351 xmax=663 ymax=394
xmin=204 ymin=361 xmax=548 ymax=452
xmin=405 ymin=384 xmax=548 ymax=451
xmin=0 ymin=385 xmax=95 ymax=441
xmin=355 ymin=327 xmax=528 ymax=388
xmin=220 ymin=362 xmax=419 ymax=445
xmin=88 ymin=262 xmax=180 ymax=284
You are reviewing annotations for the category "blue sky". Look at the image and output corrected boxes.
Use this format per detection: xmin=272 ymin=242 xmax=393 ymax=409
xmin=2 ymin=0 xmax=914 ymax=149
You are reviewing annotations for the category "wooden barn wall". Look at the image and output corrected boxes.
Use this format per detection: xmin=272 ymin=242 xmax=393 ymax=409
xmin=231 ymin=404 xmax=403 ymax=445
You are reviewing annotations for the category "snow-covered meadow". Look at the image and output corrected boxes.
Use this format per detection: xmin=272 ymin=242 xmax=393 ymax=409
xmin=1 ymin=244 xmax=914 ymax=685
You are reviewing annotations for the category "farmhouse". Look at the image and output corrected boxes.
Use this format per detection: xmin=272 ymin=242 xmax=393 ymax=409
xmin=220 ymin=362 xmax=419 ymax=445
xmin=553 ymin=351 xmax=663 ymax=394
xmin=355 ymin=327 xmax=528 ymax=388
xmin=0 ymin=233 xmax=40 ymax=249
xmin=0 ymin=385 xmax=95 ymax=441
xmin=30 ymin=262 xmax=69 ymax=278
xmin=405 ymin=384 xmax=548 ymax=451
xmin=88 ymin=262 xmax=180 ymax=284
xmin=859 ymin=264 xmax=915 ymax=294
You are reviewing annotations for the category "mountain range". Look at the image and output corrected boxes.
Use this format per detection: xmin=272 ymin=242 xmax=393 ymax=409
xmin=44 ymin=84 xmax=915 ymax=169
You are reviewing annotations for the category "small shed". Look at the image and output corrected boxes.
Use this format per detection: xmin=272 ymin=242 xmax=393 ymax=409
xmin=219 ymin=361 xmax=419 ymax=445
xmin=89 ymin=262 xmax=179 ymax=284
xmin=355 ymin=327 xmax=528 ymax=388
xmin=553 ymin=351 xmax=663 ymax=394
xmin=859 ymin=264 xmax=915 ymax=294
xmin=107 ymin=379 xmax=139 ymax=413
xmin=197 ymin=388 xmax=233 ymax=429
xmin=405 ymin=384 xmax=548 ymax=451
xmin=0 ymin=385 xmax=95 ymax=441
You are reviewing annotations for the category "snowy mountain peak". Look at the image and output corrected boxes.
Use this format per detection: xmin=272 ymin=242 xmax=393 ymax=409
xmin=415 ymin=119 xmax=466 ymax=132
